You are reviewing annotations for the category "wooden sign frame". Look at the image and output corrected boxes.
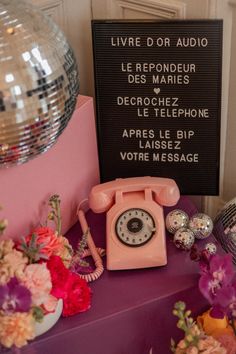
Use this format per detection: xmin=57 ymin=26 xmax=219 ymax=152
xmin=92 ymin=20 xmax=222 ymax=195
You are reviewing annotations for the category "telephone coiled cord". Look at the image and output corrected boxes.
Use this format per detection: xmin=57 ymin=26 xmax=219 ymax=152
xmin=76 ymin=204 xmax=105 ymax=282
xmin=79 ymin=247 xmax=106 ymax=282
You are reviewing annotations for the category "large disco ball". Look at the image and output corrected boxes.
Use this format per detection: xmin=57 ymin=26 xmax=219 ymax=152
xmin=214 ymin=198 xmax=236 ymax=263
xmin=0 ymin=0 xmax=79 ymax=166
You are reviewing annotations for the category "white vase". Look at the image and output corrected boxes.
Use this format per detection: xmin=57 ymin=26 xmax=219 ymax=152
xmin=35 ymin=299 xmax=63 ymax=337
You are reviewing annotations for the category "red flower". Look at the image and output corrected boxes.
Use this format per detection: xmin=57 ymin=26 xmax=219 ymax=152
xmin=47 ymin=256 xmax=70 ymax=299
xmin=62 ymin=273 xmax=91 ymax=317
xmin=47 ymin=255 xmax=91 ymax=316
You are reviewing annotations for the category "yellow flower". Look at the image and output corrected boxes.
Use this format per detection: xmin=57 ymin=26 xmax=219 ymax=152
xmin=189 ymin=324 xmax=201 ymax=337
xmin=186 ymin=334 xmax=194 ymax=342
xmin=197 ymin=309 xmax=234 ymax=338
xmin=54 ymin=235 xmax=73 ymax=268
xmin=0 ymin=239 xmax=14 ymax=258
xmin=0 ymin=313 xmax=35 ymax=348
xmin=0 ymin=261 xmax=10 ymax=285
xmin=0 ymin=249 xmax=28 ymax=284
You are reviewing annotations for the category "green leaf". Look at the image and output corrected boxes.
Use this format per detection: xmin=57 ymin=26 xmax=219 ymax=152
xmin=32 ymin=306 xmax=44 ymax=322
xmin=19 ymin=234 xmax=49 ymax=263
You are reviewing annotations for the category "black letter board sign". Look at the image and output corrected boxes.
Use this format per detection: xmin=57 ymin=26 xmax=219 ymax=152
xmin=92 ymin=20 xmax=222 ymax=195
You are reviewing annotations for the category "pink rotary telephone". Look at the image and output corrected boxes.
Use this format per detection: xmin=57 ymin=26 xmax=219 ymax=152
xmin=89 ymin=176 xmax=180 ymax=270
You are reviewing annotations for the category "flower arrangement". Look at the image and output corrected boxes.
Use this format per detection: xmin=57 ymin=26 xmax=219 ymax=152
xmin=171 ymin=246 xmax=236 ymax=353
xmin=171 ymin=302 xmax=227 ymax=353
xmin=0 ymin=195 xmax=92 ymax=349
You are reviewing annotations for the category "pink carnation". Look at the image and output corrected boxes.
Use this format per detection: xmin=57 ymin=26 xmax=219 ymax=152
xmin=216 ymin=334 xmax=236 ymax=354
xmin=21 ymin=263 xmax=52 ymax=306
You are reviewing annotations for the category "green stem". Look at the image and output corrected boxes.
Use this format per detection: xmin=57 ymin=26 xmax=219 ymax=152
xmin=56 ymin=201 xmax=62 ymax=235
xmin=49 ymin=195 xmax=62 ymax=235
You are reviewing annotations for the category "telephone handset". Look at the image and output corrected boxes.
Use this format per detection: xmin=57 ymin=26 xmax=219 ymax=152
xmin=88 ymin=176 xmax=180 ymax=270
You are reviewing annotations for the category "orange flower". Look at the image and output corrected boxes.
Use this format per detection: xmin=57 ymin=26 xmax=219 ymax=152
xmin=26 ymin=227 xmax=61 ymax=258
xmin=0 ymin=313 xmax=35 ymax=348
xmin=197 ymin=309 xmax=234 ymax=338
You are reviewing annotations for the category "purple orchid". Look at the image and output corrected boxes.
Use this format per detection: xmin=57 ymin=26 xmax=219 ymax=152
xmin=198 ymin=250 xmax=213 ymax=275
xmin=211 ymin=281 xmax=236 ymax=319
xmin=0 ymin=277 xmax=32 ymax=314
xmin=209 ymin=304 xmax=226 ymax=319
xmin=199 ymin=254 xmax=234 ymax=306
xmin=190 ymin=244 xmax=213 ymax=274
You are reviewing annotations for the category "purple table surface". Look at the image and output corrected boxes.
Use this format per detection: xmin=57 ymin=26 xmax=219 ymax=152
xmin=7 ymin=197 xmax=221 ymax=354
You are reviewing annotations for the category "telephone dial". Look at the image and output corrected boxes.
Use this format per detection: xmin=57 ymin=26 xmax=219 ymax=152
xmin=87 ymin=176 xmax=180 ymax=270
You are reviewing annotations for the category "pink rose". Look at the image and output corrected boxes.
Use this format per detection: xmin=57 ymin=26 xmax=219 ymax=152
xmin=26 ymin=227 xmax=61 ymax=258
xmin=22 ymin=263 xmax=52 ymax=306
xmin=42 ymin=294 xmax=58 ymax=313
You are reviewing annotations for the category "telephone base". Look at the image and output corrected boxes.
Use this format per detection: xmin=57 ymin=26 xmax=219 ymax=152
xmin=107 ymin=258 xmax=167 ymax=271
xmin=106 ymin=246 xmax=167 ymax=271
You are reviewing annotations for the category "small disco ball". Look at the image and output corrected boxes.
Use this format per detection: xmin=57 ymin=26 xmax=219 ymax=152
xmin=189 ymin=213 xmax=213 ymax=240
xmin=0 ymin=0 xmax=79 ymax=167
xmin=173 ymin=227 xmax=195 ymax=251
xmin=205 ymin=242 xmax=217 ymax=255
xmin=165 ymin=209 xmax=189 ymax=234
xmin=214 ymin=198 xmax=236 ymax=264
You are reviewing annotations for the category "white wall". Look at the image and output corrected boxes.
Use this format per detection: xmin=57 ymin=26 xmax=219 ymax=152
xmin=29 ymin=0 xmax=236 ymax=215
xmin=223 ymin=1 xmax=236 ymax=201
